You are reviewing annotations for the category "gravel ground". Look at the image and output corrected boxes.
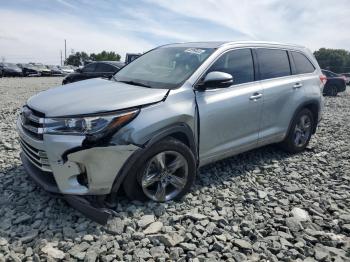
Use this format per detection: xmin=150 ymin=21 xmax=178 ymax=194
xmin=0 ymin=77 xmax=349 ymax=261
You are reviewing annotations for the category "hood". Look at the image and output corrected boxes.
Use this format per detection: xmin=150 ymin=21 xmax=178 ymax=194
xmin=27 ymin=78 xmax=169 ymax=117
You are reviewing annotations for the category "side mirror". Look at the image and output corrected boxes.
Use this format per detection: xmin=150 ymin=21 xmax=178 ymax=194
xmin=76 ymin=68 xmax=82 ymax=73
xmin=199 ymin=71 xmax=233 ymax=90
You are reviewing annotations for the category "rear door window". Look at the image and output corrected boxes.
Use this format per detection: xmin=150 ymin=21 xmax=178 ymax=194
xmin=257 ymin=49 xmax=291 ymax=80
xmin=291 ymin=51 xmax=315 ymax=74
xmin=207 ymin=48 xmax=255 ymax=85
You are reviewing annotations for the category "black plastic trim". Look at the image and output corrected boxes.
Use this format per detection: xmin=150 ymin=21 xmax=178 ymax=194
xmin=21 ymin=152 xmax=59 ymax=193
xmin=64 ymin=195 xmax=111 ymax=225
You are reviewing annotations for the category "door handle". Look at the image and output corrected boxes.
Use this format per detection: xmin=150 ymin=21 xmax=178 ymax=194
xmin=293 ymin=83 xmax=303 ymax=89
xmin=249 ymin=93 xmax=263 ymax=100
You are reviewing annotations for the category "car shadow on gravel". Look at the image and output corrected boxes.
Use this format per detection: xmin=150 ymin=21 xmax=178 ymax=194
xmin=0 ymin=144 xmax=297 ymax=228
xmin=196 ymin=144 xmax=296 ymax=188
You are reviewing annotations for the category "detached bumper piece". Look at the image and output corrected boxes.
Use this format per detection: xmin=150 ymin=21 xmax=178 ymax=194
xmin=20 ymin=153 xmax=112 ymax=224
xmin=63 ymin=195 xmax=111 ymax=225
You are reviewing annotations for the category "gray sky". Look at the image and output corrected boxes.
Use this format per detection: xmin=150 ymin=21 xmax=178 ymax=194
xmin=1 ymin=0 xmax=349 ymax=64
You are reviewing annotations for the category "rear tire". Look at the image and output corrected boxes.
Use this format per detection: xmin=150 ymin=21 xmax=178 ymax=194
xmin=123 ymin=138 xmax=196 ymax=202
xmin=280 ymin=108 xmax=314 ymax=153
xmin=325 ymin=85 xmax=338 ymax=96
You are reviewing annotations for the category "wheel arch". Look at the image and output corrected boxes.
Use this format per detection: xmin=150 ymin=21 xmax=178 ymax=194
xmin=110 ymin=123 xmax=197 ymax=195
xmin=287 ymin=100 xmax=320 ymax=135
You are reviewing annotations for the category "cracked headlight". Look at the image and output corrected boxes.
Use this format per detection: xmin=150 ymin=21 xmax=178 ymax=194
xmin=43 ymin=109 xmax=139 ymax=141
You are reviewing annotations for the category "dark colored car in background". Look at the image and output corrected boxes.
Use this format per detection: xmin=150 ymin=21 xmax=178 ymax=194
xmin=47 ymin=65 xmax=63 ymax=76
xmin=0 ymin=63 xmax=23 ymax=76
xmin=19 ymin=64 xmax=40 ymax=76
xmin=322 ymin=69 xmax=347 ymax=96
xmin=62 ymin=61 xmax=124 ymax=84
xmin=32 ymin=63 xmax=51 ymax=76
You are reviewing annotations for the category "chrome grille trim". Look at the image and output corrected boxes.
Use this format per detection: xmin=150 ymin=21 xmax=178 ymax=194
xmin=19 ymin=137 xmax=51 ymax=172
xmin=27 ymin=113 xmax=44 ymax=124
xmin=20 ymin=139 xmax=40 ymax=158
xmin=21 ymin=124 xmax=44 ymax=134
xmin=20 ymin=106 xmax=45 ymax=140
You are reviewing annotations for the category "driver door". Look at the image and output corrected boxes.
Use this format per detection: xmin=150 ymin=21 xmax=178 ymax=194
xmin=196 ymin=48 xmax=263 ymax=165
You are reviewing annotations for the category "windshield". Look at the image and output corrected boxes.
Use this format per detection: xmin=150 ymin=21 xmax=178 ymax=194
xmin=114 ymin=46 xmax=215 ymax=89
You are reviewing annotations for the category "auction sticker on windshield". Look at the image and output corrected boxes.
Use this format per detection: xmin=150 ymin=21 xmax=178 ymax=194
xmin=184 ymin=48 xmax=206 ymax=55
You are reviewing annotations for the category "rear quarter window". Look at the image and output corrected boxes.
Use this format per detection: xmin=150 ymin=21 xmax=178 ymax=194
xmin=292 ymin=51 xmax=315 ymax=74
xmin=257 ymin=49 xmax=291 ymax=80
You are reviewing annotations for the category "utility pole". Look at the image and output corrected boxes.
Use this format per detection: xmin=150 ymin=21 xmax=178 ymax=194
xmin=64 ymin=39 xmax=67 ymax=62
xmin=60 ymin=50 xmax=63 ymax=66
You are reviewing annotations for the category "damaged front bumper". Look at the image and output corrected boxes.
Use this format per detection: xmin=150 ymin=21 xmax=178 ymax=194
xmin=20 ymin=152 xmax=113 ymax=224
xmin=17 ymin=117 xmax=139 ymax=195
xmin=17 ymin=118 xmax=140 ymax=223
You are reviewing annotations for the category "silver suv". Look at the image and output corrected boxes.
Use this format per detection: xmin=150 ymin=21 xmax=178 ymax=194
xmin=18 ymin=41 xmax=324 ymax=206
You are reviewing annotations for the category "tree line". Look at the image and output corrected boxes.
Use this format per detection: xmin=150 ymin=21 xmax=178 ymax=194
xmin=65 ymin=51 xmax=121 ymax=66
xmin=64 ymin=48 xmax=350 ymax=74
xmin=313 ymin=48 xmax=350 ymax=73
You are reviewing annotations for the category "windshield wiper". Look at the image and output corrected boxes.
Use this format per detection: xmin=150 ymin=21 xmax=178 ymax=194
xmin=117 ymin=80 xmax=152 ymax=88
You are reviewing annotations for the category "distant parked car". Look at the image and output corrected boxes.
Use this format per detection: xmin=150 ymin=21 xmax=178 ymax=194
xmin=62 ymin=61 xmax=124 ymax=84
xmin=0 ymin=63 xmax=23 ymax=77
xmin=19 ymin=64 xmax=40 ymax=76
xmin=60 ymin=65 xmax=75 ymax=75
xmin=340 ymin=73 xmax=350 ymax=85
xmin=322 ymin=69 xmax=347 ymax=96
xmin=47 ymin=65 xmax=63 ymax=76
xmin=31 ymin=63 xmax=51 ymax=76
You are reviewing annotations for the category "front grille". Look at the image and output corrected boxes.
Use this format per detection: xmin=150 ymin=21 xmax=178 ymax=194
xmin=20 ymin=106 xmax=44 ymax=140
xmin=19 ymin=137 xmax=51 ymax=172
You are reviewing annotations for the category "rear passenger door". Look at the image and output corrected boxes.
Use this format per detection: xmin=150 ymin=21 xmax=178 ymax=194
xmin=256 ymin=48 xmax=304 ymax=145
xmin=290 ymin=50 xmax=319 ymax=96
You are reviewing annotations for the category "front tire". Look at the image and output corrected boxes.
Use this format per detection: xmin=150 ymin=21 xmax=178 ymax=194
xmin=123 ymin=138 xmax=196 ymax=202
xmin=280 ymin=108 xmax=314 ymax=153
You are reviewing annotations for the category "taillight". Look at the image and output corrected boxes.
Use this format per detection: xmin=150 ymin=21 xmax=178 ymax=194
xmin=319 ymin=75 xmax=327 ymax=85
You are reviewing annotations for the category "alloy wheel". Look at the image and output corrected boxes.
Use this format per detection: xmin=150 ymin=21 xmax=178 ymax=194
xmin=293 ymin=114 xmax=312 ymax=147
xmin=140 ymin=151 xmax=188 ymax=202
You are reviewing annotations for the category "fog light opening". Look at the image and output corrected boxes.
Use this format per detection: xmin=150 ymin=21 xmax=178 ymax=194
xmin=77 ymin=172 xmax=89 ymax=188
